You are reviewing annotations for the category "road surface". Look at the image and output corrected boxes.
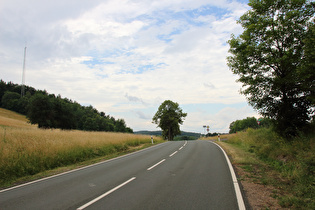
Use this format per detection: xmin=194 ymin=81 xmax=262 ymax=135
xmin=0 ymin=140 xmax=245 ymax=210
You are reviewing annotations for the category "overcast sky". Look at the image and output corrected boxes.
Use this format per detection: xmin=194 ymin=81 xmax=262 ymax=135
xmin=0 ymin=0 xmax=260 ymax=133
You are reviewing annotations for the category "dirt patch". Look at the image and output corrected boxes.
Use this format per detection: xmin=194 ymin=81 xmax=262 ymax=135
xmin=234 ymin=165 xmax=285 ymax=210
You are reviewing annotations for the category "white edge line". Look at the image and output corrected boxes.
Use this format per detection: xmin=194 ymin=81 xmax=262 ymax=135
xmin=147 ymin=159 xmax=166 ymax=171
xmin=77 ymin=177 xmax=136 ymax=210
xmin=0 ymin=142 xmax=169 ymax=193
xmin=169 ymin=151 xmax=178 ymax=157
xmin=211 ymin=141 xmax=246 ymax=210
xmin=179 ymin=146 xmax=183 ymax=150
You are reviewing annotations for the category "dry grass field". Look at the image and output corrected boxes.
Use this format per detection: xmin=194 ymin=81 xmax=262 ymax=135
xmin=0 ymin=108 xmax=36 ymax=128
xmin=0 ymin=108 xmax=162 ymax=186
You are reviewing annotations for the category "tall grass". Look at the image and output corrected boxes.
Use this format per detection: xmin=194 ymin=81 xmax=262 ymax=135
xmin=227 ymin=127 xmax=315 ymax=209
xmin=0 ymin=108 xmax=163 ymax=186
xmin=0 ymin=108 xmax=36 ymax=128
xmin=0 ymin=123 xmax=162 ymax=186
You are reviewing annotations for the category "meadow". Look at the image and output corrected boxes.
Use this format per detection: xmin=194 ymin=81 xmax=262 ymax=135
xmin=0 ymin=108 xmax=162 ymax=186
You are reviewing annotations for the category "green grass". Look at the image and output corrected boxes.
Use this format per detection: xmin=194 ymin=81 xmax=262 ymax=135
xmin=225 ymin=127 xmax=315 ymax=209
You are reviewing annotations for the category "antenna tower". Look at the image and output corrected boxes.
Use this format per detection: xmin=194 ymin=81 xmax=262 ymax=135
xmin=21 ymin=45 xmax=27 ymax=97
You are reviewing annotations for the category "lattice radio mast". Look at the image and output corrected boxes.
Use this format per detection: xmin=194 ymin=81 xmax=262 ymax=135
xmin=21 ymin=45 xmax=27 ymax=97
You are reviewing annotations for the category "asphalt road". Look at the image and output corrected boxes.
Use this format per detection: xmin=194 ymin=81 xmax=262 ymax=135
xmin=0 ymin=140 xmax=245 ymax=210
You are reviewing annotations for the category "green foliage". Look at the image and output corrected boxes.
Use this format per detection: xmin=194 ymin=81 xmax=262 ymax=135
xmin=0 ymin=80 xmax=133 ymax=133
xmin=152 ymin=100 xmax=187 ymax=140
xmin=227 ymin=127 xmax=315 ymax=209
xmin=227 ymin=0 xmax=315 ymax=138
xmin=229 ymin=117 xmax=258 ymax=133
xmin=27 ymin=93 xmax=56 ymax=128
xmin=299 ymin=20 xmax=315 ymax=107
xmin=205 ymin=132 xmax=220 ymax=137
xmin=1 ymin=91 xmax=21 ymax=111
xmin=229 ymin=117 xmax=272 ymax=133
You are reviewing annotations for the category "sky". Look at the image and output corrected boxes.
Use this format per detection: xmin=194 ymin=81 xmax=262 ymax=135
xmin=0 ymin=0 xmax=260 ymax=133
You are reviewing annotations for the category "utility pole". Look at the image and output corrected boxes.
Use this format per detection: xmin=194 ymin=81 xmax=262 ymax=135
xmin=21 ymin=45 xmax=27 ymax=97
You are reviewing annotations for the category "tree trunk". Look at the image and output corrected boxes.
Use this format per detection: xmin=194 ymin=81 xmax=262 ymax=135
xmin=168 ymin=126 xmax=171 ymax=140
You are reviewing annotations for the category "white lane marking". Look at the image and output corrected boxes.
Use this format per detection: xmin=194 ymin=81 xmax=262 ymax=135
xmin=147 ymin=159 xmax=166 ymax=171
xmin=77 ymin=177 xmax=136 ymax=210
xmin=169 ymin=151 xmax=178 ymax=157
xmin=179 ymin=141 xmax=187 ymax=150
xmin=211 ymin=142 xmax=246 ymax=210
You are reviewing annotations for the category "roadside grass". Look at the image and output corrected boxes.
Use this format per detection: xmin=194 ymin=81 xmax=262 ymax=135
xmin=0 ymin=108 xmax=163 ymax=188
xmin=200 ymin=133 xmax=236 ymax=141
xmin=218 ymin=128 xmax=315 ymax=209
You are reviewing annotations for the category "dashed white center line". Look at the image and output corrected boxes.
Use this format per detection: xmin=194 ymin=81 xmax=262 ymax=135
xmin=78 ymin=141 xmax=189 ymax=209
xmin=147 ymin=159 xmax=166 ymax=171
xmin=169 ymin=151 xmax=178 ymax=157
xmin=77 ymin=177 xmax=136 ymax=210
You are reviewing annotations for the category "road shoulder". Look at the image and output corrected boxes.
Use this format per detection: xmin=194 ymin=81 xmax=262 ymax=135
xmin=217 ymin=141 xmax=283 ymax=209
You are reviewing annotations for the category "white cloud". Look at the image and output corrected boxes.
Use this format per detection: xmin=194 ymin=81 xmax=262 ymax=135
xmin=0 ymin=0 xmax=253 ymax=133
xmin=181 ymin=104 xmax=260 ymax=133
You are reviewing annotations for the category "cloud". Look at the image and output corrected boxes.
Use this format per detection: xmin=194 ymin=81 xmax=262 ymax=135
xmin=204 ymin=82 xmax=216 ymax=89
xmin=125 ymin=93 xmax=148 ymax=106
xmin=0 ymin=0 xmax=253 ymax=132
xmin=135 ymin=111 xmax=152 ymax=120
xmin=181 ymin=103 xmax=260 ymax=133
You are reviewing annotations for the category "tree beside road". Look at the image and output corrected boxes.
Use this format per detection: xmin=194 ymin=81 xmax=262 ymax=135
xmin=227 ymin=0 xmax=315 ymax=138
xmin=152 ymin=100 xmax=187 ymax=140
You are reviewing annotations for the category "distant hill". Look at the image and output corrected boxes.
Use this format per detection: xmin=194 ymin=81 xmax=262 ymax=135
xmin=135 ymin=130 xmax=163 ymax=136
xmin=135 ymin=130 xmax=201 ymax=140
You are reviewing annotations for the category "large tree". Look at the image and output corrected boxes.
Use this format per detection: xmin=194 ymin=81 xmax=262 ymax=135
xmin=152 ymin=100 xmax=187 ymax=140
xmin=27 ymin=93 xmax=55 ymax=128
xmin=227 ymin=0 xmax=315 ymax=138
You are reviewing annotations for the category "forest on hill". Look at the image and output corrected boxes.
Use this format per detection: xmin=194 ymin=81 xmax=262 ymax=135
xmin=0 ymin=80 xmax=133 ymax=133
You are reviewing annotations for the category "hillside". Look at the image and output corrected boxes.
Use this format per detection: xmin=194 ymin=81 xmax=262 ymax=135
xmin=0 ymin=80 xmax=133 ymax=133
xmin=0 ymin=108 xmax=35 ymax=128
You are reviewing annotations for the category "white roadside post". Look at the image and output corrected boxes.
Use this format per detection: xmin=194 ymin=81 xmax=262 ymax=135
xmin=218 ymin=134 xmax=220 ymax=141
xmin=151 ymin=136 xmax=154 ymax=144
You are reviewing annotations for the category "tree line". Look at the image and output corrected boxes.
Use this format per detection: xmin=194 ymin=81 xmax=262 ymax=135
xmin=0 ymin=80 xmax=133 ymax=133
xmin=229 ymin=117 xmax=272 ymax=134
